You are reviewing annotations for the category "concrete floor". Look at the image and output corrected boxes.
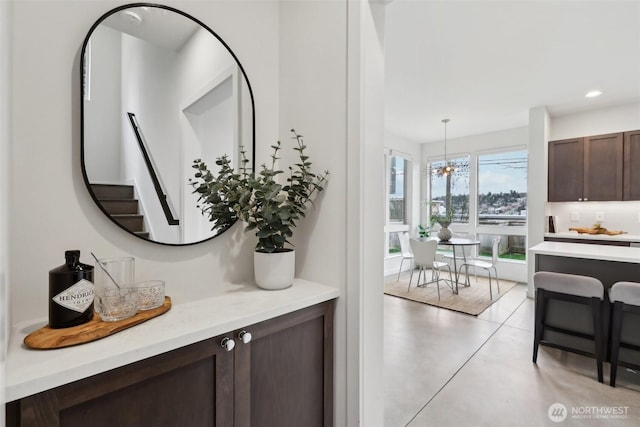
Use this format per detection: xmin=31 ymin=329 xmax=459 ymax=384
xmin=384 ymin=275 xmax=640 ymax=426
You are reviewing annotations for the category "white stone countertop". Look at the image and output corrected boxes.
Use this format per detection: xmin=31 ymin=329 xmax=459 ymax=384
xmin=544 ymin=232 xmax=640 ymax=243
xmin=530 ymin=241 xmax=640 ymax=263
xmin=5 ymin=279 xmax=339 ymax=402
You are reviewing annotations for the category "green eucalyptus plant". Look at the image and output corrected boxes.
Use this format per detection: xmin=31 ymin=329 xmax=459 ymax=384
xmin=189 ymin=129 xmax=329 ymax=253
xmin=430 ymin=213 xmax=452 ymax=228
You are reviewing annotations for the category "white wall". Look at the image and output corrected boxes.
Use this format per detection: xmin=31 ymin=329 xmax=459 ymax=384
xmin=84 ymin=25 xmax=122 ymax=183
xmin=182 ymin=76 xmax=234 ymax=242
xmin=0 ymin=0 xmax=12 ymax=421
xmin=548 ymin=201 xmax=640 ymax=236
xmin=527 ymin=106 xmax=550 ymax=298
xmin=278 ymin=1 xmax=349 ymax=424
xmin=347 ymin=1 xmax=386 ymax=425
xmin=178 ymin=27 xmax=239 ymax=244
xmin=279 ymin=0 xmax=385 ymax=425
xmin=178 ymin=27 xmax=237 ymax=103
xmin=422 ymin=126 xmax=529 ymax=159
xmin=549 ymin=102 xmax=640 ymax=141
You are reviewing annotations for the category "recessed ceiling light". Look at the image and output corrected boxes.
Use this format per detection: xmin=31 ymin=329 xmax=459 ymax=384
xmin=585 ymin=90 xmax=603 ymax=98
xmin=122 ymin=10 xmax=142 ymax=25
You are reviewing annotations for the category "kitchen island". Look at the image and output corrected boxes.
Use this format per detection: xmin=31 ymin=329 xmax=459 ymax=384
xmin=530 ymin=241 xmax=640 ymax=288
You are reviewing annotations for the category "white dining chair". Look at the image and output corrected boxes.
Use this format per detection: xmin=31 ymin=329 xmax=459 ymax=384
xmin=396 ymin=232 xmax=414 ymax=283
xmin=408 ymin=238 xmax=453 ymax=300
xmin=458 ymin=236 xmax=501 ymax=299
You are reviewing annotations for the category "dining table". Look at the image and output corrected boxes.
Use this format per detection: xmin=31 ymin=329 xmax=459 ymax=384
xmin=436 ymin=237 xmax=481 ymax=294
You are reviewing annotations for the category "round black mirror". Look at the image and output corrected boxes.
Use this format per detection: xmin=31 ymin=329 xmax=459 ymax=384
xmin=80 ymin=3 xmax=254 ymax=245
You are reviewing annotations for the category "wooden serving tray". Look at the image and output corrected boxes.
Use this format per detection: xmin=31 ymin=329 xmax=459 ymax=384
xmin=24 ymin=296 xmax=172 ymax=350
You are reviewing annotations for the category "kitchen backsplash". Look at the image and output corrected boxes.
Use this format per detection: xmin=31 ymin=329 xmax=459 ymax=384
xmin=547 ymin=201 xmax=640 ymax=236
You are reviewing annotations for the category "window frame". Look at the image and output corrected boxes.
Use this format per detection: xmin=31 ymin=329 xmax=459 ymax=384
xmin=426 ymin=146 xmax=528 ymax=263
xmin=384 ymin=150 xmax=412 ymax=257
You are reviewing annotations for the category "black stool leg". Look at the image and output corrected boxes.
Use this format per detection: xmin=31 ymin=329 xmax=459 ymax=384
xmin=533 ymin=289 xmax=546 ymax=363
xmin=591 ymin=297 xmax=604 ymax=383
xmin=609 ymin=301 xmax=624 ymax=387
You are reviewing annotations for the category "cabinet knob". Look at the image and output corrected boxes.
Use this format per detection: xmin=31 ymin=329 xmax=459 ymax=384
xmin=221 ymin=337 xmax=236 ymax=352
xmin=238 ymin=330 xmax=252 ymax=344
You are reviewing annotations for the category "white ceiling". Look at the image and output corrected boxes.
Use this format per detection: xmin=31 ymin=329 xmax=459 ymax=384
xmin=102 ymin=6 xmax=199 ymax=52
xmin=384 ymin=0 xmax=640 ymax=143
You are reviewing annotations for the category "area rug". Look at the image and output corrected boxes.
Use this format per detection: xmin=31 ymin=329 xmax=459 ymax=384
xmin=384 ymin=272 xmax=520 ymax=316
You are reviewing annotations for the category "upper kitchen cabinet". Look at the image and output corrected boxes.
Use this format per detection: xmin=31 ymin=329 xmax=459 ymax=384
xmin=548 ymin=132 xmax=626 ymax=202
xmin=623 ymin=130 xmax=640 ymax=200
xmin=583 ymin=132 xmax=623 ymax=201
xmin=548 ymin=137 xmax=584 ymax=202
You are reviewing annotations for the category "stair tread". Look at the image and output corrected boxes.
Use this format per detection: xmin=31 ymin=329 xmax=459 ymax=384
xmin=91 ymin=183 xmax=134 ymax=199
xmin=91 ymin=183 xmax=134 ymax=188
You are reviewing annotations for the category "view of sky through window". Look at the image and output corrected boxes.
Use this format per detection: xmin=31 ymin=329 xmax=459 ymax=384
xmin=478 ymin=150 xmax=527 ymax=194
xmin=478 ymin=150 xmax=527 ymax=225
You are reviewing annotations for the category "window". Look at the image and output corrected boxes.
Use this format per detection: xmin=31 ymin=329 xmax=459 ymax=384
xmin=429 ymin=156 xmax=470 ymax=223
xmin=386 ymin=153 xmax=411 ymax=256
xmin=477 ymin=150 xmax=527 ymax=226
xmin=426 ymin=149 xmax=527 ymax=263
xmin=388 ymin=231 xmax=402 ymax=255
xmin=389 ymin=156 xmax=407 ymax=224
xmin=477 ymin=234 xmax=526 ymax=261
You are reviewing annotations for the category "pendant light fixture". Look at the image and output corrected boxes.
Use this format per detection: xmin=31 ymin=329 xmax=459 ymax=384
xmin=435 ymin=118 xmax=455 ymax=176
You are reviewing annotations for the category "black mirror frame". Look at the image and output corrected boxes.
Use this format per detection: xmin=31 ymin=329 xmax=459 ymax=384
xmin=80 ymin=2 xmax=255 ymax=246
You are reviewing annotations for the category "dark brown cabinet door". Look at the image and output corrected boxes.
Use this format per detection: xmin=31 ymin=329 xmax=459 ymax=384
xmin=7 ymin=301 xmax=336 ymax=427
xmin=624 ymin=130 xmax=640 ymax=200
xmin=233 ymin=301 xmax=335 ymax=427
xmin=583 ymin=132 xmax=623 ymax=201
xmin=548 ymin=138 xmax=584 ymax=201
xmin=9 ymin=336 xmax=234 ymax=427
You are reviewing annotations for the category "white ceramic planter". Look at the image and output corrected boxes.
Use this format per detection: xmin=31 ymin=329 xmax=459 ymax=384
xmin=437 ymin=226 xmax=452 ymax=241
xmin=254 ymin=249 xmax=295 ymax=290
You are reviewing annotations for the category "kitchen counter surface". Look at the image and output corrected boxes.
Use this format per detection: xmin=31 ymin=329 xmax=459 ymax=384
xmin=530 ymin=241 xmax=640 ymax=263
xmin=545 ymin=232 xmax=640 ymax=243
xmin=5 ymin=279 xmax=339 ymax=402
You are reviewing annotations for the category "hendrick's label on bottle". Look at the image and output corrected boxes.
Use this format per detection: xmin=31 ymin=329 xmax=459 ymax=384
xmin=52 ymin=279 xmax=94 ymax=313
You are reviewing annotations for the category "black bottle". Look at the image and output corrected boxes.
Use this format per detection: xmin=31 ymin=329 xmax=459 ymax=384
xmin=49 ymin=250 xmax=95 ymax=328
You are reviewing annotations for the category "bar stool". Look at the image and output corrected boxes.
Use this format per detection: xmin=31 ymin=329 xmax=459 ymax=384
xmin=609 ymin=281 xmax=640 ymax=387
xmin=533 ymin=271 xmax=605 ymax=383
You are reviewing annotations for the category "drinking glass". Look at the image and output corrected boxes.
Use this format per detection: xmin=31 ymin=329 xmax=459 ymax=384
xmin=94 ymin=257 xmax=137 ymax=321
